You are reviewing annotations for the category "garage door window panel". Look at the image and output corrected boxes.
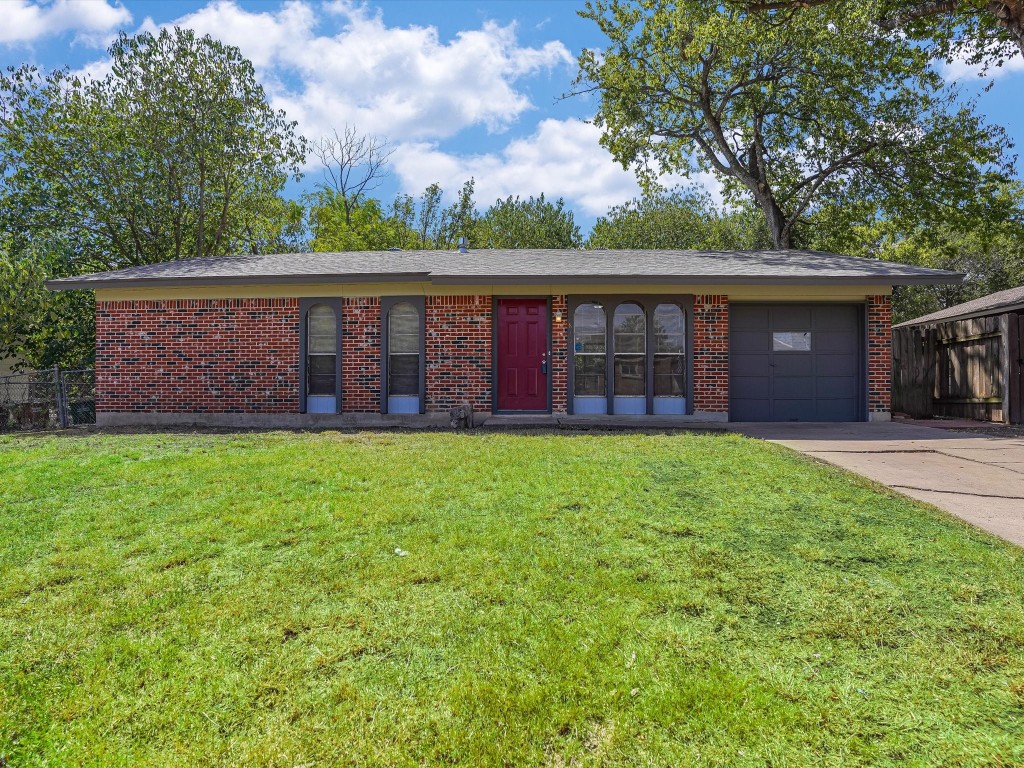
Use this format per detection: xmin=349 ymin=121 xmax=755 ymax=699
xmin=772 ymin=331 xmax=812 ymax=352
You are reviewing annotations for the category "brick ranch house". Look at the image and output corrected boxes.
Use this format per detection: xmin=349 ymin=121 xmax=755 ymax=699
xmin=47 ymin=248 xmax=961 ymax=427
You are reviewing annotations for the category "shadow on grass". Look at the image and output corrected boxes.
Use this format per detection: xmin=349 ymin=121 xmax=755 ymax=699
xmin=2 ymin=424 xmax=732 ymax=440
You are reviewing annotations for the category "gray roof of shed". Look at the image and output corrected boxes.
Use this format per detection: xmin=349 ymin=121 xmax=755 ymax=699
xmin=895 ymin=284 xmax=1024 ymax=327
xmin=46 ymin=248 xmax=963 ymax=290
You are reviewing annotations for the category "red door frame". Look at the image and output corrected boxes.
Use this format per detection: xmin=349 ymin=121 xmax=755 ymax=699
xmin=495 ymin=297 xmax=550 ymax=412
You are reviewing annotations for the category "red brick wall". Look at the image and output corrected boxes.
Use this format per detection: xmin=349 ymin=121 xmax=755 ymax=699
xmin=341 ymin=297 xmax=381 ymax=413
xmin=551 ymin=295 xmax=568 ymax=414
xmin=692 ymin=294 xmax=730 ymax=413
xmin=95 ymin=299 xmax=299 ymax=413
xmin=425 ymin=295 xmax=492 ymax=413
xmin=868 ymin=295 xmax=892 ymax=414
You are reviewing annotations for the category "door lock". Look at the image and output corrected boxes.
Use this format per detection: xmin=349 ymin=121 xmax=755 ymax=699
xmin=541 ymin=352 xmax=548 ymax=375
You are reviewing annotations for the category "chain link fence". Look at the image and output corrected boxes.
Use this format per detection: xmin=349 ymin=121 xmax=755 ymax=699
xmin=0 ymin=367 xmax=96 ymax=432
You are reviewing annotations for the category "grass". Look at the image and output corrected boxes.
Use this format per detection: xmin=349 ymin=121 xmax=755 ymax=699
xmin=0 ymin=429 xmax=1022 ymax=767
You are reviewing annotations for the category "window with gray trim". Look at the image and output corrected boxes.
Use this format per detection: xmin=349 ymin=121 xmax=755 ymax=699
xmin=306 ymin=304 xmax=337 ymax=396
xmin=653 ymin=303 xmax=686 ymax=397
xmin=381 ymin=296 xmax=425 ymax=414
xmin=388 ymin=302 xmax=420 ymax=397
xmin=613 ymin=303 xmax=646 ymax=396
xmin=573 ymin=303 xmax=606 ymax=396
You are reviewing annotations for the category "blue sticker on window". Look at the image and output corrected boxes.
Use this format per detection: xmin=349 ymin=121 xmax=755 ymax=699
xmin=574 ymin=342 xmax=584 ymax=352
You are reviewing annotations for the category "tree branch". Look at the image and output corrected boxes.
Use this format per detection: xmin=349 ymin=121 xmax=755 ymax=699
xmin=877 ymin=1 xmax=965 ymax=30
xmin=746 ymin=0 xmax=832 ymax=10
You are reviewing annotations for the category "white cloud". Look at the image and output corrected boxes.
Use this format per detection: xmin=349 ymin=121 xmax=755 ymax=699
xmin=0 ymin=0 xmax=131 ymax=45
xmin=69 ymin=56 xmax=113 ymax=81
xmin=139 ymin=0 xmax=573 ymax=143
xmin=939 ymin=43 xmax=1024 ymax=80
xmin=391 ymin=118 xmax=723 ymax=217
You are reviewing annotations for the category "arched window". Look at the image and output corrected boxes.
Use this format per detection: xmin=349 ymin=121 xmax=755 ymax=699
xmin=573 ymin=303 xmax=607 ymax=414
xmin=387 ymin=301 xmax=421 ymax=413
xmin=653 ymin=304 xmax=686 ymax=414
xmin=305 ymin=303 xmax=338 ymax=413
xmin=613 ymin=303 xmax=646 ymax=398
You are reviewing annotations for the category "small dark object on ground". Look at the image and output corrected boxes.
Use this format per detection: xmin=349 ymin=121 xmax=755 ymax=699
xmin=449 ymin=402 xmax=475 ymax=429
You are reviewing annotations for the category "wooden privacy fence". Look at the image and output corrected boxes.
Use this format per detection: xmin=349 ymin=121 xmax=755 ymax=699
xmin=893 ymin=314 xmax=1020 ymax=423
xmin=892 ymin=326 xmax=935 ymax=418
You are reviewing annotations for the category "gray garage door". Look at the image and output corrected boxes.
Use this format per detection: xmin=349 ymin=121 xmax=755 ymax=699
xmin=730 ymin=304 xmax=864 ymax=422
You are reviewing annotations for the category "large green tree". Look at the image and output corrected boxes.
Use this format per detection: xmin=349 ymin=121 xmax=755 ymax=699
xmin=308 ymin=193 xmax=414 ymax=251
xmin=575 ymin=0 xmax=1014 ymax=250
xmin=0 ymin=28 xmax=307 ymax=368
xmin=388 ymin=180 xmax=479 ymax=250
xmin=309 ymin=180 xmax=480 ymax=252
xmin=588 ymin=187 xmax=772 ymax=250
xmin=473 ymin=194 xmax=582 ymax=249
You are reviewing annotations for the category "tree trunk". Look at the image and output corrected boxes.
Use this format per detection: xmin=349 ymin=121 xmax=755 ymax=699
xmin=990 ymin=1 xmax=1024 ymax=57
xmin=754 ymin=190 xmax=793 ymax=249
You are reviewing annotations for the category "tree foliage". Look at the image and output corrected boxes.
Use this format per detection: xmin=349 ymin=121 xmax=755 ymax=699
xmin=743 ymin=1 xmax=1023 ymax=65
xmin=309 ymin=180 xmax=481 ymax=252
xmin=0 ymin=28 xmax=307 ymax=368
xmin=308 ymin=192 xmax=413 ymax=251
xmin=575 ymin=0 xmax=1015 ymax=249
xmin=0 ymin=240 xmax=95 ymax=370
xmin=810 ymin=183 xmax=1024 ymax=322
xmin=587 ymin=187 xmax=771 ymax=249
xmin=473 ymin=194 xmax=582 ymax=249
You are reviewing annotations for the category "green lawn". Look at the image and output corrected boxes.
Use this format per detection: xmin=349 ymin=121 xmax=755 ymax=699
xmin=0 ymin=430 xmax=1022 ymax=767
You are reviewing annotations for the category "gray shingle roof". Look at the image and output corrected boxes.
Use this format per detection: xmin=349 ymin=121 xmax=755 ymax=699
xmin=46 ymin=248 xmax=963 ymax=290
xmin=895 ymin=284 xmax=1024 ymax=327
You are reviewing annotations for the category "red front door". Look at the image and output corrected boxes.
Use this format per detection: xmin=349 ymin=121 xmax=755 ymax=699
xmin=497 ymin=298 xmax=549 ymax=411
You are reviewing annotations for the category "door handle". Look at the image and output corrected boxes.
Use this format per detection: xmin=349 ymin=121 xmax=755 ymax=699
xmin=541 ymin=353 xmax=548 ymax=375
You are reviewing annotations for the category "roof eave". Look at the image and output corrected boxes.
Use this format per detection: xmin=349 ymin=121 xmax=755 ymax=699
xmin=428 ymin=273 xmax=964 ymax=286
xmin=45 ymin=271 xmax=432 ymax=292
xmin=895 ymin=300 xmax=1024 ymax=328
xmin=46 ymin=270 xmax=965 ymax=292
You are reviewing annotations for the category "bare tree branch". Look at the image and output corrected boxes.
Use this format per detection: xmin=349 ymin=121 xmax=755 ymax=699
xmin=310 ymin=125 xmax=394 ymax=227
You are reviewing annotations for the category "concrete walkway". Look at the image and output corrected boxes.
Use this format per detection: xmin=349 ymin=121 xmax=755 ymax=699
xmin=729 ymin=421 xmax=1024 ymax=547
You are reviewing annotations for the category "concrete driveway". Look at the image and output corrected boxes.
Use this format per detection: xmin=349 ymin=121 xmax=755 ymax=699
xmin=728 ymin=421 xmax=1024 ymax=547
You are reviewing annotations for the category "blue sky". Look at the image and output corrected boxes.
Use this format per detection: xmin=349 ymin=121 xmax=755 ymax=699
xmin=2 ymin=0 xmax=1023 ymax=233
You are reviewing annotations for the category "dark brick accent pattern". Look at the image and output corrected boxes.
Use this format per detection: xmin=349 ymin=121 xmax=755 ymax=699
xmin=692 ymin=294 xmax=729 ymax=413
xmin=868 ymin=294 xmax=892 ymax=414
xmin=341 ymin=297 xmax=381 ymax=412
xmin=96 ymin=299 xmax=299 ymax=413
xmin=425 ymin=295 xmax=492 ymax=413
xmin=95 ymin=291 xmax=885 ymax=421
xmin=551 ymin=295 xmax=568 ymax=414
